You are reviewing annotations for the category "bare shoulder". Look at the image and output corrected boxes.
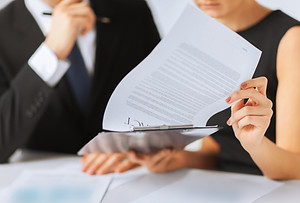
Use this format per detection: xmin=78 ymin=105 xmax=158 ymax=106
xmin=278 ymin=26 xmax=300 ymax=54
xmin=277 ymin=25 xmax=300 ymax=78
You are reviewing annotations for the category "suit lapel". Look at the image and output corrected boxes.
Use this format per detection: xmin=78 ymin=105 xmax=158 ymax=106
xmin=87 ymin=9 xmax=123 ymax=116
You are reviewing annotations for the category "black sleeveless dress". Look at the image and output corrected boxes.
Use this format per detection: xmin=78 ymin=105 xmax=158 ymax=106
xmin=207 ymin=10 xmax=300 ymax=175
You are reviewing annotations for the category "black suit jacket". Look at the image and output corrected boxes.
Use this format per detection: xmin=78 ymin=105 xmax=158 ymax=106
xmin=0 ymin=0 xmax=160 ymax=163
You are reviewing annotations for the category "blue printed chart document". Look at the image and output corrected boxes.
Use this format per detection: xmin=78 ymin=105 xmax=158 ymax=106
xmin=0 ymin=164 xmax=113 ymax=203
xmin=78 ymin=4 xmax=261 ymax=155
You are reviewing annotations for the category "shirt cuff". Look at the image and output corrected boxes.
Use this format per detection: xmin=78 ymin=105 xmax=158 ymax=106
xmin=28 ymin=43 xmax=70 ymax=87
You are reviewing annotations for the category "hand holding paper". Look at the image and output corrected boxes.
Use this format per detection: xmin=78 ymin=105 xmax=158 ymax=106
xmin=78 ymin=4 xmax=261 ymax=155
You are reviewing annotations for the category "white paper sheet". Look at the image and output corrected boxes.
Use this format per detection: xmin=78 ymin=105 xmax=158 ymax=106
xmin=103 ymin=4 xmax=261 ymax=132
xmin=0 ymin=163 xmax=152 ymax=203
xmin=131 ymin=170 xmax=283 ymax=203
xmin=0 ymin=164 xmax=112 ymax=203
xmin=110 ymin=167 xmax=149 ymax=190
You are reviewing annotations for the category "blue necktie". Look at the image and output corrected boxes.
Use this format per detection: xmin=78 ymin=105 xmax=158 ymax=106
xmin=66 ymin=43 xmax=90 ymax=114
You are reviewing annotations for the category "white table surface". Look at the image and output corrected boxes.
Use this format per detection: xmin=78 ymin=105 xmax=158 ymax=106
xmin=1 ymin=150 xmax=300 ymax=203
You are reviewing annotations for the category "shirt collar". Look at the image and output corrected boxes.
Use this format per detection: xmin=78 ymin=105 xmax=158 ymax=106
xmin=25 ymin=0 xmax=52 ymax=36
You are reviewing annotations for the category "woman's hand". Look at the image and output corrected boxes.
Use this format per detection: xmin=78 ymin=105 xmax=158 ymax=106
xmin=128 ymin=149 xmax=187 ymax=173
xmin=226 ymin=77 xmax=273 ymax=152
xmin=81 ymin=153 xmax=139 ymax=175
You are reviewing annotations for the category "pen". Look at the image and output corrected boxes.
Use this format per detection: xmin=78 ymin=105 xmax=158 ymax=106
xmin=42 ymin=12 xmax=111 ymax=23
xmin=42 ymin=12 xmax=52 ymax=16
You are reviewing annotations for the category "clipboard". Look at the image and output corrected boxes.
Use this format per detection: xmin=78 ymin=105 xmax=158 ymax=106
xmin=78 ymin=125 xmax=221 ymax=155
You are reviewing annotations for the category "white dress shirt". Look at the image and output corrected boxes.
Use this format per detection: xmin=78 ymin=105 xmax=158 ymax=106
xmin=25 ymin=0 xmax=96 ymax=87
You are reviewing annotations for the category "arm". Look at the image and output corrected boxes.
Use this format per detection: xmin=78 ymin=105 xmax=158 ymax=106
xmin=0 ymin=65 xmax=53 ymax=163
xmin=127 ymin=136 xmax=220 ymax=173
xmin=258 ymin=26 xmax=300 ymax=180
xmin=0 ymin=0 xmax=95 ymax=163
xmin=228 ymin=27 xmax=300 ymax=180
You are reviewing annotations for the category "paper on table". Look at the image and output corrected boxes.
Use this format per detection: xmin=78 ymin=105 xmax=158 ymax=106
xmin=0 ymin=164 xmax=112 ymax=203
xmin=131 ymin=170 xmax=283 ymax=203
xmin=110 ymin=167 xmax=149 ymax=190
xmin=103 ymin=4 xmax=261 ymax=132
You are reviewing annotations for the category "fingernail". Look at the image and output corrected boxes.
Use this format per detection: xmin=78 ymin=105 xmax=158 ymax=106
xmin=97 ymin=170 xmax=103 ymax=175
xmin=87 ymin=169 xmax=95 ymax=175
xmin=227 ymin=119 xmax=231 ymax=126
xmin=226 ymin=96 xmax=231 ymax=103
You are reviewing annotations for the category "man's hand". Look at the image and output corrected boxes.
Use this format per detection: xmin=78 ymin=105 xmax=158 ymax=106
xmin=44 ymin=0 xmax=95 ymax=59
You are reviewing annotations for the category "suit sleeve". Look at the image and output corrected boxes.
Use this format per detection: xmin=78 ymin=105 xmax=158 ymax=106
xmin=0 ymin=64 xmax=53 ymax=163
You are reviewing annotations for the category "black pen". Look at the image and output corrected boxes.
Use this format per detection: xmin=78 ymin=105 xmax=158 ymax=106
xmin=42 ymin=12 xmax=111 ymax=23
xmin=42 ymin=12 xmax=51 ymax=15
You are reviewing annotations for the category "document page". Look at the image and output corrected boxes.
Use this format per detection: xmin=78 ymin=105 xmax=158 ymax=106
xmin=131 ymin=169 xmax=283 ymax=203
xmin=103 ymin=4 xmax=261 ymax=131
xmin=0 ymin=164 xmax=113 ymax=203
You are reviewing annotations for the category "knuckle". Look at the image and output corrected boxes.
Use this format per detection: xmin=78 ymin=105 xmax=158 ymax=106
xmin=231 ymin=91 xmax=240 ymax=99
xmin=244 ymin=116 xmax=252 ymax=123
xmin=243 ymin=106 xmax=251 ymax=114
xmin=249 ymin=88 xmax=257 ymax=94
xmin=268 ymin=108 xmax=273 ymax=116
xmin=264 ymin=98 xmax=272 ymax=108
xmin=262 ymin=76 xmax=268 ymax=85
xmin=268 ymin=99 xmax=273 ymax=108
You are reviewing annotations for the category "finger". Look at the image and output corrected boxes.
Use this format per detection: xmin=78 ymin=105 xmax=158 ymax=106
xmin=115 ymin=159 xmax=140 ymax=173
xmin=66 ymin=3 xmax=95 ymax=17
xmin=228 ymin=106 xmax=273 ymax=126
xmin=145 ymin=149 xmax=172 ymax=169
xmin=83 ymin=154 xmax=109 ymax=175
xmin=60 ymin=0 xmax=81 ymax=6
xmin=81 ymin=153 xmax=99 ymax=171
xmin=55 ymin=2 xmax=95 ymax=30
xmin=96 ymin=154 xmax=126 ymax=175
xmin=236 ymin=115 xmax=271 ymax=129
xmin=229 ymin=100 xmax=250 ymax=126
xmin=240 ymin=77 xmax=268 ymax=95
xmin=231 ymin=99 xmax=245 ymax=114
xmin=227 ymin=88 xmax=271 ymax=107
xmin=72 ymin=15 xmax=95 ymax=35
xmin=128 ymin=150 xmax=159 ymax=163
xmin=149 ymin=155 xmax=173 ymax=173
xmin=80 ymin=155 xmax=86 ymax=163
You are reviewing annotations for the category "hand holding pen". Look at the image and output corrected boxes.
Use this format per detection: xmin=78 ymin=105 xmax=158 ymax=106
xmin=44 ymin=0 xmax=95 ymax=60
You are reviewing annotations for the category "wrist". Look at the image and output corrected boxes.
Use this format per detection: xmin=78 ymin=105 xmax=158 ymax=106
xmin=181 ymin=150 xmax=218 ymax=170
xmin=181 ymin=150 xmax=202 ymax=169
xmin=243 ymin=136 xmax=266 ymax=155
xmin=175 ymin=150 xmax=189 ymax=168
xmin=44 ymin=39 xmax=64 ymax=60
xmin=44 ymin=35 xmax=75 ymax=60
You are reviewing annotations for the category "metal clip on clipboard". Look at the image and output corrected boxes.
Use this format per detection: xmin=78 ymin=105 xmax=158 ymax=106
xmin=131 ymin=124 xmax=217 ymax=132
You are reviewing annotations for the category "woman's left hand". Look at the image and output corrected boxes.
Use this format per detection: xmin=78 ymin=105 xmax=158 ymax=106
xmin=128 ymin=149 xmax=187 ymax=173
xmin=226 ymin=77 xmax=273 ymax=152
